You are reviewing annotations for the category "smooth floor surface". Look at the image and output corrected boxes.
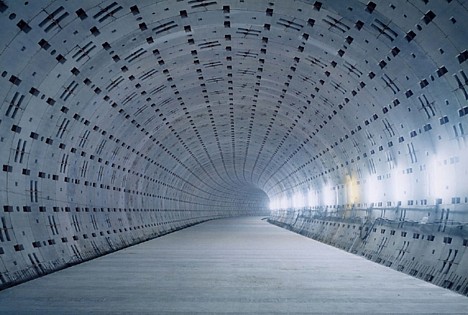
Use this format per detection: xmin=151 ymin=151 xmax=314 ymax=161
xmin=0 ymin=217 xmax=467 ymax=314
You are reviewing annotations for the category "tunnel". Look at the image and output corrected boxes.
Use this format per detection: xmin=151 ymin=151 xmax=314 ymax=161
xmin=0 ymin=0 xmax=468 ymax=312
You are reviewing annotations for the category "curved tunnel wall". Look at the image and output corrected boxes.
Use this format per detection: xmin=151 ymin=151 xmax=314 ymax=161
xmin=0 ymin=0 xmax=467 ymax=290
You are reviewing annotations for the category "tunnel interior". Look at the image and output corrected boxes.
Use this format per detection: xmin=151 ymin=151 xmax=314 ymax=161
xmin=0 ymin=0 xmax=467 ymax=293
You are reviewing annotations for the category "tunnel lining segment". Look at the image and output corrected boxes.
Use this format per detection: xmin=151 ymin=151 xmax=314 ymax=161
xmin=0 ymin=0 xmax=467 ymax=290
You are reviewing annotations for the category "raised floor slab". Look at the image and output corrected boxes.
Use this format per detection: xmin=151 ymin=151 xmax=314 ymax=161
xmin=0 ymin=216 xmax=467 ymax=314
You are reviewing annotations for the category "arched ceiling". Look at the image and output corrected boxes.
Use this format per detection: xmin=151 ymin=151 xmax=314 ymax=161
xmin=0 ymin=0 xmax=467 ymax=289
xmin=1 ymin=0 xmax=467 ymax=214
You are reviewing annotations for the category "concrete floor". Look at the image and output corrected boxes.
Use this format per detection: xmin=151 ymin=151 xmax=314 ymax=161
xmin=0 ymin=217 xmax=467 ymax=314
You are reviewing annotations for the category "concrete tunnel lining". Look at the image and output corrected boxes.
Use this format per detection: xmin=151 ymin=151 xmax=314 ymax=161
xmin=2 ymin=217 xmax=468 ymax=313
xmin=0 ymin=0 xmax=467 ymax=296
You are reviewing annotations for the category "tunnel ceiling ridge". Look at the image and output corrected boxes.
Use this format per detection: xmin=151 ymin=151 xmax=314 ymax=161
xmin=0 ymin=0 xmax=467 ymax=290
xmin=1 ymin=0 xmax=468 ymax=210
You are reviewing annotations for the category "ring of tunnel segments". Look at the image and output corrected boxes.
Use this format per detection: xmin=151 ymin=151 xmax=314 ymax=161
xmin=0 ymin=0 xmax=467 ymax=293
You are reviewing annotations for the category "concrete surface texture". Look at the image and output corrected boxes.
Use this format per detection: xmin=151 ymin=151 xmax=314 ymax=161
xmin=269 ymin=211 xmax=468 ymax=296
xmin=1 ymin=0 xmax=468 ymax=297
xmin=0 ymin=217 xmax=467 ymax=314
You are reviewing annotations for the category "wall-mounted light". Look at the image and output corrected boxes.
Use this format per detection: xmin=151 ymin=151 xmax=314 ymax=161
xmin=292 ymin=192 xmax=305 ymax=208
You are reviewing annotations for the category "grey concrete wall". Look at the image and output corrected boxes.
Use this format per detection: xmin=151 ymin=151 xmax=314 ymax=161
xmin=269 ymin=208 xmax=468 ymax=296
xmin=0 ymin=0 xmax=466 ymax=291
